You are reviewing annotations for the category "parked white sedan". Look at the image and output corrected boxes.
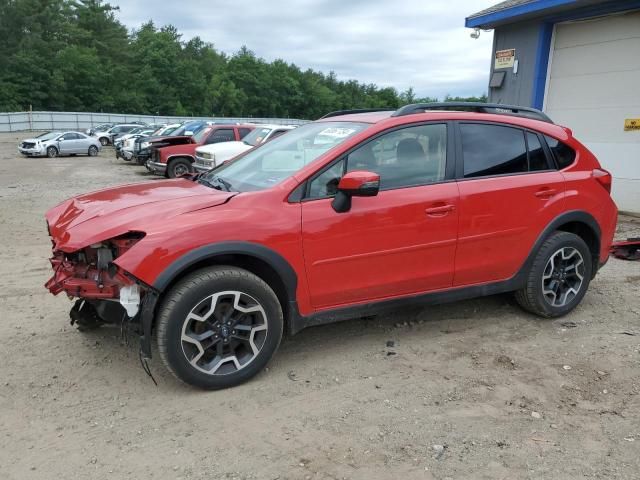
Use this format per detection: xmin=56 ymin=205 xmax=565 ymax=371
xmin=18 ymin=131 xmax=102 ymax=158
xmin=193 ymin=124 xmax=296 ymax=172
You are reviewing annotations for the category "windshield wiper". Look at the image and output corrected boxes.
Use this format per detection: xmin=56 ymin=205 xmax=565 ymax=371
xmin=198 ymin=175 xmax=233 ymax=192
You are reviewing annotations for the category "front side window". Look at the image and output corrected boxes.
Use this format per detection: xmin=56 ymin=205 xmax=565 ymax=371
xmin=346 ymin=123 xmax=447 ymax=190
xmin=544 ymin=135 xmax=576 ymax=169
xmin=239 ymin=127 xmax=252 ymax=138
xmin=198 ymin=122 xmax=368 ymax=193
xmin=461 ymin=124 xmax=527 ymax=178
xmin=307 ymin=123 xmax=448 ymax=199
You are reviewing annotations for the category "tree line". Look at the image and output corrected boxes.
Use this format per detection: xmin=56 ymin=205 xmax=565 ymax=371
xmin=0 ymin=0 xmax=487 ymax=119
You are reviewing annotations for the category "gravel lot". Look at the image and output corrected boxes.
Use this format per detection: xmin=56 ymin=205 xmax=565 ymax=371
xmin=0 ymin=131 xmax=639 ymax=479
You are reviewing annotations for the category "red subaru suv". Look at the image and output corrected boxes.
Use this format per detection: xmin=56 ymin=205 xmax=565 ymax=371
xmin=45 ymin=103 xmax=618 ymax=389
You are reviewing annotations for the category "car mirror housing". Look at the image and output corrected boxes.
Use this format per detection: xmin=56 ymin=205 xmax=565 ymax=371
xmin=331 ymin=170 xmax=380 ymax=213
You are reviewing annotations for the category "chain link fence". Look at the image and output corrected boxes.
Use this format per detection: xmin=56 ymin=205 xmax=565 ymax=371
xmin=0 ymin=111 xmax=309 ymax=132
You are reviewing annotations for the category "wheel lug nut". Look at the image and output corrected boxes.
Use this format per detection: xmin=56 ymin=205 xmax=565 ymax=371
xmin=232 ymin=330 xmax=236 ymax=334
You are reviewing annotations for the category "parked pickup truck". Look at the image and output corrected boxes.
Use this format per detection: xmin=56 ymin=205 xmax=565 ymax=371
xmin=146 ymin=124 xmax=255 ymax=178
xmin=131 ymin=121 xmax=209 ymax=166
xmin=193 ymin=124 xmax=297 ymax=173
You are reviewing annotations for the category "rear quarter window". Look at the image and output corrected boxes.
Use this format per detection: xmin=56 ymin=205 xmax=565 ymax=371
xmin=544 ymin=135 xmax=576 ymax=169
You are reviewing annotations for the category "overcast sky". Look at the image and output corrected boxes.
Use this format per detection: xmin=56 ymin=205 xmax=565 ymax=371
xmin=110 ymin=0 xmax=496 ymax=99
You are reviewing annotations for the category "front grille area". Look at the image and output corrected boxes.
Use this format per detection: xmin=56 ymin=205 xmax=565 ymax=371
xmin=195 ymin=157 xmax=213 ymax=168
xmin=22 ymin=142 xmax=36 ymax=149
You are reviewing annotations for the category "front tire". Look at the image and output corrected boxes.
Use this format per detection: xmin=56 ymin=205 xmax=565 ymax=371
xmin=157 ymin=266 xmax=283 ymax=389
xmin=167 ymin=158 xmax=193 ymax=178
xmin=515 ymin=231 xmax=592 ymax=317
xmin=88 ymin=145 xmax=99 ymax=156
xmin=46 ymin=146 xmax=58 ymax=158
xmin=99 ymin=137 xmax=109 ymax=146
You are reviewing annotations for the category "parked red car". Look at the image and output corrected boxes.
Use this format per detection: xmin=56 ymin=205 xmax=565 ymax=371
xmin=146 ymin=124 xmax=255 ymax=178
xmin=44 ymin=103 xmax=617 ymax=389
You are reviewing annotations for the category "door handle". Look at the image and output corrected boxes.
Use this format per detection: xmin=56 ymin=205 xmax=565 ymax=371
xmin=535 ymin=188 xmax=557 ymax=198
xmin=425 ymin=204 xmax=456 ymax=216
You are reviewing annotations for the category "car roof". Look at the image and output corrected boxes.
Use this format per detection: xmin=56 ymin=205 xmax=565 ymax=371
xmin=318 ymin=108 xmax=568 ymax=137
xmin=252 ymin=124 xmax=297 ymax=130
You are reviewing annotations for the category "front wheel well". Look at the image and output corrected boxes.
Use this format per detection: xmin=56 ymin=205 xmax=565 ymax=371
xmin=167 ymin=155 xmax=194 ymax=164
xmin=157 ymin=253 xmax=291 ymax=331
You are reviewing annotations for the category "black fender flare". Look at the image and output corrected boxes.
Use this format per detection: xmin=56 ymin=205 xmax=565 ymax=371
xmin=140 ymin=242 xmax=299 ymax=359
xmin=516 ymin=209 xmax=601 ymax=285
xmin=152 ymin=241 xmax=298 ymax=300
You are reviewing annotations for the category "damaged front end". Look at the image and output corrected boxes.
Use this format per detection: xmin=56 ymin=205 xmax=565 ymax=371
xmin=44 ymin=231 xmax=158 ymax=358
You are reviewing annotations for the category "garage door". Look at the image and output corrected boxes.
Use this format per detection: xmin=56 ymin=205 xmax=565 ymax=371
xmin=544 ymin=11 xmax=640 ymax=213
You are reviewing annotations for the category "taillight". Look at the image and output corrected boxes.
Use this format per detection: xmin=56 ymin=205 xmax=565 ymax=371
xmin=592 ymin=168 xmax=612 ymax=193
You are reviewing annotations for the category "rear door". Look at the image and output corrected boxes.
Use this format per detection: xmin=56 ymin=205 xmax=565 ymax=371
xmin=453 ymin=122 xmax=566 ymax=286
xmin=301 ymin=122 xmax=459 ymax=309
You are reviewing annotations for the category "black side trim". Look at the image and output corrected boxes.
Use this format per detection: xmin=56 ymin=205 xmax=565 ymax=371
xmin=140 ymin=290 xmax=159 ymax=359
xmin=289 ymin=209 xmax=601 ymax=334
xmin=153 ymin=242 xmax=298 ymax=300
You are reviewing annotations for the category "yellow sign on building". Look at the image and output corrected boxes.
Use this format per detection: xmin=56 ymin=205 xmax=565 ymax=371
xmin=494 ymin=49 xmax=515 ymax=69
xmin=624 ymin=119 xmax=640 ymax=131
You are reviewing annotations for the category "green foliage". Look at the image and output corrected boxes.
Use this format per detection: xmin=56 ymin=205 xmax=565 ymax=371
xmin=0 ymin=0 xmax=487 ymax=118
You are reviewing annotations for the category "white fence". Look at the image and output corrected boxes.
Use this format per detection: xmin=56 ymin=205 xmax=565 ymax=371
xmin=0 ymin=111 xmax=309 ymax=132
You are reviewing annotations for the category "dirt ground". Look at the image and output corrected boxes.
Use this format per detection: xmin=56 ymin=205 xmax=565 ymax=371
xmin=0 ymin=131 xmax=638 ymax=480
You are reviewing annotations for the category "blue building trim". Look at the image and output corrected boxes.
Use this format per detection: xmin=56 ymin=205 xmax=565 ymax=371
xmin=471 ymin=0 xmax=640 ymax=107
xmin=531 ymin=23 xmax=553 ymax=109
xmin=465 ymin=0 xmax=576 ymax=28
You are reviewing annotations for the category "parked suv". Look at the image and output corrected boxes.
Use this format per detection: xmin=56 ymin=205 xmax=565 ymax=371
xmin=44 ymin=103 xmax=617 ymax=389
xmin=146 ymin=124 xmax=255 ymax=178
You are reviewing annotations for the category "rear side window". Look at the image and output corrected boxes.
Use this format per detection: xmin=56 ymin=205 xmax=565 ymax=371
xmin=207 ymin=128 xmax=235 ymax=144
xmin=544 ymin=135 xmax=576 ymax=169
xmin=461 ymin=124 xmax=527 ymax=178
xmin=238 ymin=128 xmax=252 ymax=138
xmin=526 ymin=132 xmax=549 ymax=171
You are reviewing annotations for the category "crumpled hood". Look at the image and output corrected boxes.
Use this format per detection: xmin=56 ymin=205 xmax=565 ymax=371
xmin=46 ymin=178 xmax=235 ymax=252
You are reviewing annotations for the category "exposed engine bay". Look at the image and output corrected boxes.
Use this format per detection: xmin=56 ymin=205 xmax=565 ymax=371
xmin=44 ymin=232 xmax=148 ymax=330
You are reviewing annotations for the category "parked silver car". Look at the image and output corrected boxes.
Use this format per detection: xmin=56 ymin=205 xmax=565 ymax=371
xmin=18 ymin=131 xmax=102 ymax=158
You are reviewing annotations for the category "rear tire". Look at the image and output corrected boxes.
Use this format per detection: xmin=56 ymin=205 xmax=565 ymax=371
xmin=515 ymin=231 xmax=592 ymax=317
xmin=157 ymin=266 xmax=283 ymax=389
xmin=167 ymin=158 xmax=193 ymax=178
xmin=46 ymin=146 xmax=58 ymax=158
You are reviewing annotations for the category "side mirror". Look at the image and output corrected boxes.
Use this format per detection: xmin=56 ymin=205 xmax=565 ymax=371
xmin=331 ymin=170 xmax=380 ymax=213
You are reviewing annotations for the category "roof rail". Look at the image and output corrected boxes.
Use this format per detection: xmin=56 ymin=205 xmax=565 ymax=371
xmin=391 ymin=102 xmax=554 ymax=124
xmin=319 ymin=108 xmax=394 ymax=120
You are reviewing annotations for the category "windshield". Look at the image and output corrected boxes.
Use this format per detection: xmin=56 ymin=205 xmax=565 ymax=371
xmin=129 ymin=127 xmax=145 ymax=135
xmin=37 ymin=132 xmax=61 ymax=140
xmin=242 ymin=127 xmax=275 ymax=146
xmin=191 ymin=127 xmax=212 ymax=143
xmin=198 ymin=122 xmax=368 ymax=193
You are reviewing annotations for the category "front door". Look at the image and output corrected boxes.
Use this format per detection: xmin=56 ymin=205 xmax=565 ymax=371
xmin=301 ymin=123 xmax=459 ymax=310
xmin=57 ymin=133 xmax=79 ymax=154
